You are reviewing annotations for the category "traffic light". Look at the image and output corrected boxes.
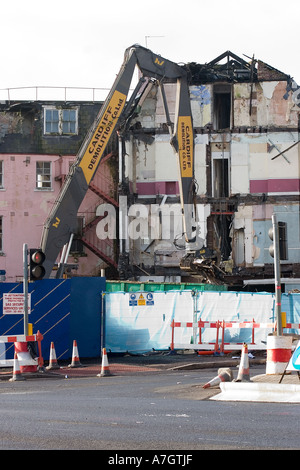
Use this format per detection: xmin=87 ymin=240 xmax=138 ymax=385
xmin=29 ymin=249 xmax=46 ymax=280
xmin=278 ymin=221 xmax=288 ymax=260
xmin=268 ymin=221 xmax=288 ymax=260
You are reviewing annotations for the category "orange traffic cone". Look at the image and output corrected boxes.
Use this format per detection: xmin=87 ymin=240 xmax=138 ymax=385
xmin=235 ymin=343 xmax=250 ymax=382
xmin=46 ymin=342 xmax=60 ymax=370
xmin=202 ymin=367 xmax=233 ymax=389
xmin=9 ymin=352 xmax=25 ymax=382
xmin=68 ymin=340 xmax=82 ymax=368
xmin=97 ymin=348 xmax=112 ymax=377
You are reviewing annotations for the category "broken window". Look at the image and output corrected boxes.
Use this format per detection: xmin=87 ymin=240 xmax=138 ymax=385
xmin=233 ymin=228 xmax=245 ymax=266
xmin=214 ymin=214 xmax=232 ymax=261
xmin=212 ymin=157 xmax=229 ymax=197
xmin=44 ymin=107 xmax=78 ymax=135
xmin=213 ymin=85 xmax=231 ymax=130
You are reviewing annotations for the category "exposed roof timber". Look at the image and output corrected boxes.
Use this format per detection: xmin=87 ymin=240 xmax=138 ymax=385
xmin=183 ymin=50 xmax=289 ymax=85
xmin=206 ymin=50 xmax=250 ymax=68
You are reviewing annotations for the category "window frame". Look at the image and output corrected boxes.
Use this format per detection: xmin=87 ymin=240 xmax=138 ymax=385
xmin=43 ymin=106 xmax=79 ymax=136
xmin=36 ymin=161 xmax=52 ymax=190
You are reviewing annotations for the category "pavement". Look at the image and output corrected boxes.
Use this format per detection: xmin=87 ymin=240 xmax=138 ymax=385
xmin=1 ymin=350 xmax=299 ymax=402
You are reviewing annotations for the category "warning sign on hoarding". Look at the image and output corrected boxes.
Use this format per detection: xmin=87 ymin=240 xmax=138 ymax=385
xmin=128 ymin=292 xmax=155 ymax=307
xmin=138 ymin=294 xmax=146 ymax=306
xmin=129 ymin=293 xmax=137 ymax=306
xmin=146 ymin=293 xmax=154 ymax=305
xmin=3 ymin=293 xmax=31 ymax=315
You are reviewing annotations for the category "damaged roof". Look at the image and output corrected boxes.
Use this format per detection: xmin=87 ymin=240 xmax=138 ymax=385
xmin=182 ymin=50 xmax=290 ymax=84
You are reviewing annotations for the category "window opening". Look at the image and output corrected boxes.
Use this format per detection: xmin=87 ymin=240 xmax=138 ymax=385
xmin=213 ymin=85 xmax=231 ymax=130
xmin=62 ymin=109 xmax=77 ymax=134
xmin=233 ymin=228 xmax=245 ymax=266
xmin=36 ymin=161 xmax=52 ymax=189
xmin=45 ymin=109 xmax=59 ymax=133
xmin=44 ymin=107 xmax=78 ymax=135
xmin=213 ymin=157 xmax=229 ymax=197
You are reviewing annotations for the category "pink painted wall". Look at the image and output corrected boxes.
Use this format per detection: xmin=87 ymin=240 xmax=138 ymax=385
xmin=250 ymin=178 xmax=300 ymax=194
xmin=0 ymin=153 xmax=114 ymax=281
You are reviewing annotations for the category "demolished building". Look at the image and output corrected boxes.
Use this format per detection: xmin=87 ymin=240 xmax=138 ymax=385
xmin=0 ymin=50 xmax=299 ymax=291
xmin=120 ymin=51 xmax=300 ymax=290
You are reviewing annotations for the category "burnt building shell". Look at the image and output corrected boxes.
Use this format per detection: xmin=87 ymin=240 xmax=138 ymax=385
xmin=182 ymin=50 xmax=290 ymax=85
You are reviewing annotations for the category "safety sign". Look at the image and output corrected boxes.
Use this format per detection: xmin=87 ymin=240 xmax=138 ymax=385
xmin=146 ymin=293 xmax=154 ymax=305
xmin=128 ymin=292 xmax=155 ymax=307
xmin=3 ymin=293 xmax=31 ymax=315
xmin=138 ymin=294 xmax=146 ymax=306
xmin=129 ymin=293 xmax=137 ymax=306
xmin=287 ymin=340 xmax=300 ymax=371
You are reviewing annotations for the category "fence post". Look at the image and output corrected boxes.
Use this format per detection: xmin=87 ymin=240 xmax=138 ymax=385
xmin=251 ymin=318 xmax=255 ymax=345
xmin=214 ymin=321 xmax=220 ymax=353
xmin=198 ymin=319 xmax=203 ymax=345
xmin=36 ymin=331 xmax=44 ymax=368
xmin=220 ymin=320 xmax=225 ymax=354
xmin=170 ymin=319 xmax=175 ymax=351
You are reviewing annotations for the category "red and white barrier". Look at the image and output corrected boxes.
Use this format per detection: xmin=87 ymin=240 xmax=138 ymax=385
xmin=220 ymin=319 xmax=274 ymax=352
xmin=266 ymin=335 xmax=293 ymax=375
xmin=170 ymin=319 xmax=222 ymax=352
xmin=0 ymin=334 xmax=37 ymax=343
xmin=14 ymin=341 xmax=37 ymax=373
xmin=170 ymin=318 xmax=300 ymax=353
xmin=0 ymin=332 xmax=44 ymax=370
xmin=284 ymin=323 xmax=300 ymax=330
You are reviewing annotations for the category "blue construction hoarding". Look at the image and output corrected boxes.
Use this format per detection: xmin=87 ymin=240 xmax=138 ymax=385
xmin=0 ymin=277 xmax=105 ymax=362
xmin=1 ymin=277 xmax=300 ymax=361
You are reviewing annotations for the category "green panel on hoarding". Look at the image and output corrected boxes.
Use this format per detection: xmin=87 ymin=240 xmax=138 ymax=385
xmin=106 ymin=281 xmax=227 ymax=293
